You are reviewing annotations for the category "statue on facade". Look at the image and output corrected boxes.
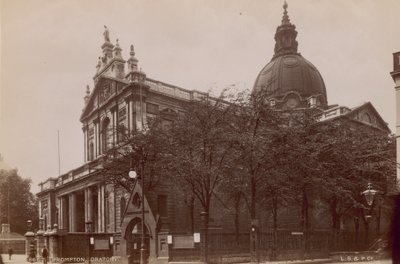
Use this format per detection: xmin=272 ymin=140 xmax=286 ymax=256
xmin=103 ymin=25 xmax=110 ymax=42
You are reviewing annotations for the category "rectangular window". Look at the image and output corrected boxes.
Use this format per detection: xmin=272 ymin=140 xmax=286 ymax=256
xmin=157 ymin=195 xmax=168 ymax=217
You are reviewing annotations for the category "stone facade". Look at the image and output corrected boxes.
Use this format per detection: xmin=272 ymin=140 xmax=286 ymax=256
xmin=36 ymin=3 xmax=393 ymax=264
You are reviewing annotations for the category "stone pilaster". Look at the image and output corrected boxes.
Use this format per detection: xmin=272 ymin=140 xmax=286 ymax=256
xmin=98 ymin=185 xmax=105 ymax=232
xmin=69 ymin=193 xmax=77 ymax=232
xmin=85 ymin=188 xmax=94 ymax=224
xmin=391 ymin=51 xmax=400 ymax=193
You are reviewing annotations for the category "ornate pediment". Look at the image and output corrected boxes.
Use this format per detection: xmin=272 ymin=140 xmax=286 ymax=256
xmin=80 ymin=77 xmax=128 ymax=121
xmin=345 ymin=102 xmax=390 ymax=133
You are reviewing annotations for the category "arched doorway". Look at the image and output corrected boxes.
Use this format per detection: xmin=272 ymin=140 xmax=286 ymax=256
xmin=125 ymin=218 xmax=150 ymax=264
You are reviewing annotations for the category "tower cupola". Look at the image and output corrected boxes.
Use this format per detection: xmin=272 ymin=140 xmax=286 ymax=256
xmin=126 ymin=45 xmax=139 ymax=73
xmin=114 ymin=39 xmax=123 ymax=59
xmin=101 ymin=25 xmax=114 ymax=63
xmin=273 ymin=1 xmax=299 ymax=58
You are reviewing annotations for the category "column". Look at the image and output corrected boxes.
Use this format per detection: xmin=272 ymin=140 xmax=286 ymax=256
xmin=94 ymin=120 xmax=99 ymax=158
xmin=98 ymin=186 xmax=101 ymax=232
xmin=126 ymin=97 xmax=133 ymax=132
xmin=69 ymin=193 xmax=77 ymax=232
xmin=58 ymin=197 xmax=63 ymax=229
xmin=85 ymin=188 xmax=93 ymax=224
xmin=134 ymin=99 xmax=142 ymax=131
xmin=47 ymin=197 xmax=52 ymax=230
xmin=101 ymin=185 xmax=105 ymax=232
xmin=96 ymin=121 xmax=100 ymax=156
xmin=112 ymin=108 xmax=116 ymax=146
xmin=62 ymin=197 xmax=68 ymax=230
xmin=98 ymin=185 xmax=105 ymax=232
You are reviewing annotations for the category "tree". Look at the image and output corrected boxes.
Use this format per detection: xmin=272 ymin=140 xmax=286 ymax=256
xmin=306 ymin=118 xmax=395 ymax=249
xmin=0 ymin=169 xmax=38 ymax=235
xmin=165 ymin=96 xmax=237 ymax=262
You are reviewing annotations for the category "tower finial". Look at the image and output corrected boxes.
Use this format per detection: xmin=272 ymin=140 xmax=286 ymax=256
xmin=84 ymin=85 xmax=90 ymax=103
xmin=126 ymin=44 xmax=139 ymax=75
xmin=113 ymin=38 xmax=123 ymax=58
xmin=103 ymin=25 xmax=110 ymax=42
xmin=130 ymin=45 xmax=135 ymax=56
xmin=281 ymin=0 xmax=290 ymax=25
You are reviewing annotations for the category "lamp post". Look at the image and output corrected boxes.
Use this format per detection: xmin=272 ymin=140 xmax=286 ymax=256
xmin=129 ymin=159 xmax=146 ymax=264
xmin=128 ymin=68 xmax=147 ymax=264
xmin=361 ymin=181 xmax=380 ymax=245
xmin=200 ymin=211 xmax=208 ymax=264
xmin=85 ymin=221 xmax=93 ymax=264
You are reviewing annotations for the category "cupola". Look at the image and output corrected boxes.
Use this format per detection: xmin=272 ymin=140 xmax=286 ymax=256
xmin=253 ymin=1 xmax=328 ymax=110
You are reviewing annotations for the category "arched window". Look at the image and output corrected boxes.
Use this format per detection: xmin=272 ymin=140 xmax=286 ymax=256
xmin=132 ymin=193 xmax=141 ymax=208
xmin=120 ymin=196 xmax=126 ymax=217
xmin=362 ymin=113 xmax=372 ymax=124
xmin=101 ymin=117 xmax=111 ymax=153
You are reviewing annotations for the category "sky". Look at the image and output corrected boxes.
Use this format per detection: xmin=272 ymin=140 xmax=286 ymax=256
xmin=0 ymin=0 xmax=399 ymax=193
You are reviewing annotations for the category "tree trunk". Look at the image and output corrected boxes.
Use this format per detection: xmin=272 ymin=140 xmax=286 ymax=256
xmin=234 ymin=194 xmax=241 ymax=243
xmin=272 ymin=196 xmax=278 ymax=261
xmin=250 ymin=176 xmax=256 ymax=219
xmin=204 ymin=212 xmax=209 ymax=263
xmin=330 ymin=195 xmax=340 ymax=250
xmin=188 ymin=195 xmax=195 ymax=234
xmin=354 ymin=209 xmax=360 ymax=250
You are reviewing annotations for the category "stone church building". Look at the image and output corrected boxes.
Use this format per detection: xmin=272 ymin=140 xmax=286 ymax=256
xmin=36 ymin=3 xmax=391 ymax=264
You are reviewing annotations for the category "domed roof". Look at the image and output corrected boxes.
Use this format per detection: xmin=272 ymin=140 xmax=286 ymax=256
xmin=253 ymin=54 xmax=327 ymax=106
xmin=253 ymin=1 xmax=328 ymax=108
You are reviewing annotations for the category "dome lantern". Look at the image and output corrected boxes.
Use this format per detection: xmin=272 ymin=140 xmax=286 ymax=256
xmin=273 ymin=1 xmax=298 ymax=58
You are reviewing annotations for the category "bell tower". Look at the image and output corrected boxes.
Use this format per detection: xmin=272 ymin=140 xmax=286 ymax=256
xmin=391 ymin=51 xmax=400 ymax=193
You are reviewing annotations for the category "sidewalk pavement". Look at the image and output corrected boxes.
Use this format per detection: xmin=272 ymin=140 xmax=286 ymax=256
xmin=2 ymin=254 xmax=31 ymax=264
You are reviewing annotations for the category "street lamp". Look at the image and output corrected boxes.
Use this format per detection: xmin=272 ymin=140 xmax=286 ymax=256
xmin=129 ymin=161 xmax=146 ymax=264
xmin=362 ymin=181 xmax=384 ymax=238
xmin=362 ymin=181 xmax=378 ymax=206
xmin=85 ymin=221 xmax=93 ymax=264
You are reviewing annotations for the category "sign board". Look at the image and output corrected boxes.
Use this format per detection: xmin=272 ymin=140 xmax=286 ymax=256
xmin=172 ymin=235 xmax=194 ymax=249
xmin=193 ymin=233 xmax=201 ymax=243
xmin=167 ymin=235 xmax=173 ymax=245
xmin=94 ymin=239 xmax=110 ymax=250
xmin=291 ymin=232 xmax=304 ymax=235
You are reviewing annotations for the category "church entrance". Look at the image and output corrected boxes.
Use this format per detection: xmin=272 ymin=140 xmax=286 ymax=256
xmin=126 ymin=218 xmax=150 ymax=264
